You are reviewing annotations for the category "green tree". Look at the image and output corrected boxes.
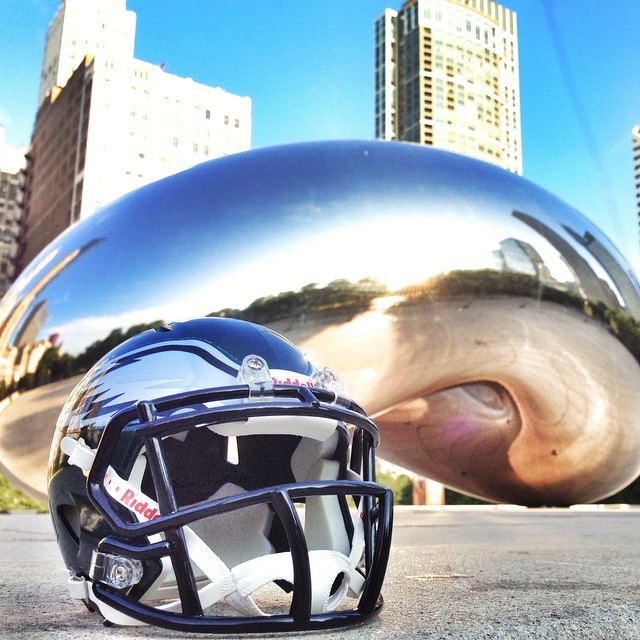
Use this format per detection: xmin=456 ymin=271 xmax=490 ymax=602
xmin=376 ymin=468 xmax=413 ymax=505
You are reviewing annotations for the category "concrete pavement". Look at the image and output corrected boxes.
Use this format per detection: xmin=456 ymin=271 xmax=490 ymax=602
xmin=2 ymin=505 xmax=640 ymax=639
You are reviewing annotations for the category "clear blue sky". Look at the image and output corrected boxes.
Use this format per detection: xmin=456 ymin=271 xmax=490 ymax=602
xmin=1 ymin=1 xmax=640 ymax=270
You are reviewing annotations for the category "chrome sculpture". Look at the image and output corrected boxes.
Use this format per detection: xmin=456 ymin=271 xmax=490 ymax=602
xmin=1 ymin=140 xmax=640 ymax=506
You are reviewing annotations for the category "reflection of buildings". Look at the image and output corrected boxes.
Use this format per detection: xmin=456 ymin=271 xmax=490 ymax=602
xmin=21 ymin=0 xmax=252 ymax=271
xmin=14 ymin=300 xmax=48 ymax=349
xmin=0 ymin=127 xmax=27 ymax=297
xmin=375 ymin=0 xmax=522 ymax=174
xmin=512 ymin=210 xmax=639 ymax=317
xmin=494 ymin=238 xmax=554 ymax=282
xmin=2 ymin=300 xmax=51 ymax=387
xmin=563 ymin=227 xmax=640 ymax=320
xmin=0 ymin=240 xmax=100 ymax=387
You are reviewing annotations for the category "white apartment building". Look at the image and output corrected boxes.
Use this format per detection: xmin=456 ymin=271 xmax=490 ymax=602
xmin=375 ymin=0 xmax=522 ymax=174
xmin=38 ymin=0 xmax=136 ymax=107
xmin=32 ymin=0 xmax=251 ymax=221
xmin=80 ymin=56 xmax=251 ymax=217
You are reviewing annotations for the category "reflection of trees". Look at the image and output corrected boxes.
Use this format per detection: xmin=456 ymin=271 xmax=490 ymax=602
xmin=14 ymin=270 xmax=640 ymax=403
xmin=402 ymin=269 xmax=640 ymax=364
xmin=208 ymin=278 xmax=388 ymax=324
xmin=9 ymin=271 xmax=640 ymax=395
xmin=18 ymin=346 xmax=75 ymax=391
xmin=405 ymin=269 xmax=541 ymax=299
xmin=0 ymin=278 xmax=388 ymax=398
xmin=597 ymin=303 xmax=640 ymax=363
xmin=404 ymin=268 xmax=584 ymax=307
xmin=73 ymin=322 xmax=164 ymax=372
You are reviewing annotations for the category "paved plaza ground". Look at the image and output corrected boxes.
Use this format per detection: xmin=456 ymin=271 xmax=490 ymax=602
xmin=2 ymin=505 xmax=640 ymax=639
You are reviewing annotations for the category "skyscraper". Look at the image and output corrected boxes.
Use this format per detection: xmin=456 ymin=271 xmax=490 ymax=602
xmin=38 ymin=0 xmax=136 ymax=107
xmin=375 ymin=0 xmax=522 ymax=174
xmin=21 ymin=0 xmax=251 ymax=270
xmin=0 ymin=127 xmax=26 ymax=297
xmin=633 ymin=124 xmax=640 ymax=231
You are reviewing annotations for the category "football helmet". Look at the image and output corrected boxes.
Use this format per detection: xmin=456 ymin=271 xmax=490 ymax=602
xmin=47 ymin=317 xmax=393 ymax=632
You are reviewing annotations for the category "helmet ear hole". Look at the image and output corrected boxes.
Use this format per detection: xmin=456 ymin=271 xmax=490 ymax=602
xmin=58 ymin=504 xmax=81 ymax=544
xmin=330 ymin=572 xmax=347 ymax=597
xmin=323 ymin=571 xmax=351 ymax=612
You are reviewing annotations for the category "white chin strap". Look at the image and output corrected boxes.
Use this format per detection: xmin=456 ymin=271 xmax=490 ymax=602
xmin=158 ymin=526 xmax=365 ymax=618
xmin=69 ymin=525 xmax=365 ymax=627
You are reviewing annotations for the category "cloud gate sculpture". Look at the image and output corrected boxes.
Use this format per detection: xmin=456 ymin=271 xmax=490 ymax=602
xmin=1 ymin=140 xmax=640 ymax=507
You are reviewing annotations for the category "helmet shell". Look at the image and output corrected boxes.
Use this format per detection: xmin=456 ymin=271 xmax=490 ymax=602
xmin=48 ymin=318 xmax=315 ymax=571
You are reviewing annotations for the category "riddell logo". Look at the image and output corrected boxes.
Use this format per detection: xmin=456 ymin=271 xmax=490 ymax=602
xmin=120 ymin=488 xmax=160 ymax=521
xmin=271 ymin=376 xmax=313 ymax=387
xmin=270 ymin=370 xmax=314 ymax=387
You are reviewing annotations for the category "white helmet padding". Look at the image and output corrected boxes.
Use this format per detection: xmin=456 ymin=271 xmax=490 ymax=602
xmin=212 ymin=416 xmax=353 ymax=556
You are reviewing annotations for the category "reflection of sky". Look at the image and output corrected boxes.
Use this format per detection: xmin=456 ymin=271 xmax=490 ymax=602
xmin=19 ymin=141 xmax=640 ymax=355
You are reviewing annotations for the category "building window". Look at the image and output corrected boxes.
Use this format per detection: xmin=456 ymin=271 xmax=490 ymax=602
xmin=205 ymin=109 xmax=211 ymax=119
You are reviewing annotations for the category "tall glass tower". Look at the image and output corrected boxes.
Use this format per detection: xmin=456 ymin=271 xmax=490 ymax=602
xmin=632 ymin=124 xmax=640 ymax=234
xmin=375 ymin=0 xmax=522 ymax=175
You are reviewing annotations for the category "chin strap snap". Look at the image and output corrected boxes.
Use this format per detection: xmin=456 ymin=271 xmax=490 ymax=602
xmin=60 ymin=436 xmax=95 ymax=471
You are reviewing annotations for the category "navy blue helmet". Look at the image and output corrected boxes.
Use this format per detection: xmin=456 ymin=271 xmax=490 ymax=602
xmin=48 ymin=317 xmax=393 ymax=633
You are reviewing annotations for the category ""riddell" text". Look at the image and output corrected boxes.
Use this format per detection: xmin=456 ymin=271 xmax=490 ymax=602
xmin=120 ymin=488 xmax=160 ymax=520
xmin=271 ymin=376 xmax=313 ymax=387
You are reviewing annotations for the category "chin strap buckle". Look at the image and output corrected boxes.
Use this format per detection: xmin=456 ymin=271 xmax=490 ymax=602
xmin=60 ymin=437 xmax=96 ymax=472
xmin=66 ymin=571 xmax=90 ymax=600
xmin=90 ymin=551 xmax=143 ymax=589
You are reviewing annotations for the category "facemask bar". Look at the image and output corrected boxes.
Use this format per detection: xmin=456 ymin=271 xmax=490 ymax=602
xmin=80 ymin=384 xmax=392 ymax=632
xmin=90 ymin=483 xmax=391 ymax=632
xmin=88 ymin=385 xmax=380 ymax=531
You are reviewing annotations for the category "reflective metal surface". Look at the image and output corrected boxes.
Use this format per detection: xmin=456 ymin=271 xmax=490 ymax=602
xmin=2 ymin=140 xmax=640 ymax=506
